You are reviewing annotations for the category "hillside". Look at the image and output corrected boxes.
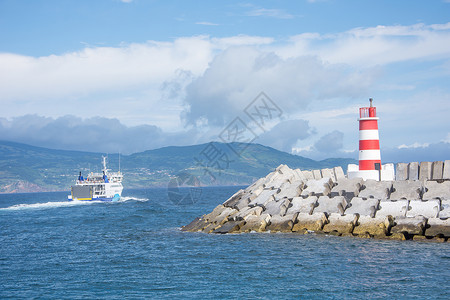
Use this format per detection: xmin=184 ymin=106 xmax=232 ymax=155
xmin=0 ymin=140 xmax=356 ymax=193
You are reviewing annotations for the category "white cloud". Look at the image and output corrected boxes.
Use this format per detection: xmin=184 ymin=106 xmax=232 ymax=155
xmin=196 ymin=21 xmax=219 ymax=26
xmin=245 ymin=8 xmax=294 ymax=19
xmin=277 ymin=23 xmax=450 ymax=66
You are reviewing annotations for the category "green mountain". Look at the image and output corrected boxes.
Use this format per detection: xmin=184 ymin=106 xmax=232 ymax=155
xmin=0 ymin=140 xmax=356 ymax=193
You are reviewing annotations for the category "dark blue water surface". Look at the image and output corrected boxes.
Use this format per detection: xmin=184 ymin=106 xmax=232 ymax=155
xmin=1 ymin=187 xmax=449 ymax=299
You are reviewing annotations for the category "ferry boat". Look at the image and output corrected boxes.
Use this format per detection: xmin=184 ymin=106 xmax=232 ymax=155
xmin=68 ymin=156 xmax=123 ymax=201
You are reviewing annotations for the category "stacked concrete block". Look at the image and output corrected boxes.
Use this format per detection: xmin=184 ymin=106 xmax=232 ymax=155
xmin=213 ymin=221 xmax=244 ymax=234
xmin=274 ymin=180 xmax=303 ymax=200
xmin=439 ymin=200 xmax=450 ymax=218
xmin=376 ymin=200 xmax=409 ymax=218
xmin=264 ymin=198 xmax=290 ymax=217
xmin=248 ymin=189 xmax=278 ymax=207
xmin=353 ymin=215 xmax=394 ymax=238
xmin=390 ymin=181 xmax=423 ymax=200
xmin=406 ymin=200 xmax=440 ymax=218
xmin=419 ymin=161 xmax=432 ymax=181
xmin=322 ymin=213 xmax=359 ymax=235
xmin=238 ymin=214 xmax=271 ymax=233
xmin=302 ymin=170 xmax=314 ymax=180
xmin=391 ymin=216 xmax=427 ymax=237
xmin=396 ymin=163 xmax=409 ymax=181
xmin=292 ymin=212 xmax=327 ymax=233
xmin=266 ymin=213 xmax=298 ymax=232
xmin=285 ymin=196 xmax=317 ymax=215
xmin=358 ymin=180 xmax=392 ymax=200
xmin=425 ymin=218 xmax=450 ymax=238
xmin=408 ymin=162 xmax=419 ymax=180
xmin=321 ymin=168 xmax=336 ymax=182
xmin=232 ymin=206 xmax=263 ymax=221
xmin=183 ymin=163 xmax=450 ymax=241
xmin=223 ymin=189 xmax=246 ymax=208
xmin=330 ymin=178 xmax=363 ymax=201
xmin=313 ymin=196 xmax=346 ymax=215
xmin=423 ymin=181 xmax=450 ymax=200
xmin=443 ymin=160 xmax=450 ymax=180
xmin=300 ymin=177 xmax=333 ymax=197
xmin=431 ymin=161 xmax=444 ymax=180
xmin=312 ymin=169 xmax=322 ymax=180
xmin=333 ymin=166 xmax=346 ymax=181
xmin=345 ymin=197 xmax=380 ymax=218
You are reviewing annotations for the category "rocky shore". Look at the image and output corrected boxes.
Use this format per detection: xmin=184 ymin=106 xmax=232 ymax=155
xmin=182 ymin=162 xmax=450 ymax=242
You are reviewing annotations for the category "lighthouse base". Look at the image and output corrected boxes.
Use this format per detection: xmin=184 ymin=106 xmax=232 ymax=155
xmin=347 ymin=164 xmax=395 ymax=181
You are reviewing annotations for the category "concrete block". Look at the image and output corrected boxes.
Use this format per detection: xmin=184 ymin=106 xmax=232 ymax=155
xmin=202 ymin=222 xmax=222 ymax=233
xmin=439 ymin=200 xmax=450 ymax=218
xmin=321 ymin=168 xmax=336 ymax=182
xmin=345 ymin=197 xmax=379 ymax=217
xmin=233 ymin=194 xmax=253 ymax=210
xmin=210 ymin=207 xmax=238 ymax=225
xmin=266 ymin=213 xmax=298 ymax=232
xmin=408 ymin=162 xmax=419 ymax=180
xmin=322 ymin=213 xmax=359 ymax=234
xmin=292 ymin=212 xmax=327 ymax=232
xmin=301 ymin=177 xmax=333 ymax=197
xmin=391 ymin=216 xmax=427 ymax=236
xmin=419 ymin=161 xmax=432 ymax=181
xmin=248 ymin=189 xmax=277 ymax=207
xmin=264 ymin=170 xmax=294 ymax=189
xmin=390 ymin=181 xmax=423 ymax=200
xmin=302 ymin=170 xmax=314 ymax=180
xmin=245 ymin=177 xmax=267 ymax=193
xmin=353 ymin=215 xmax=394 ymax=237
xmin=358 ymin=180 xmax=392 ymax=200
xmin=292 ymin=168 xmax=306 ymax=181
xmin=396 ymin=163 xmax=408 ymax=181
xmin=204 ymin=205 xmax=226 ymax=222
xmin=264 ymin=198 xmax=290 ymax=217
xmin=330 ymin=178 xmax=363 ymax=201
xmin=181 ymin=217 xmax=208 ymax=232
xmin=406 ymin=200 xmax=440 ymax=218
xmin=223 ymin=189 xmax=245 ymax=207
xmin=423 ymin=181 xmax=450 ymax=200
xmin=431 ymin=161 xmax=444 ymax=180
xmin=333 ymin=166 xmax=346 ymax=181
xmin=285 ymin=196 xmax=318 ymax=215
xmin=213 ymin=220 xmax=244 ymax=234
xmin=276 ymin=164 xmax=292 ymax=174
xmin=443 ymin=160 xmax=450 ymax=180
xmin=238 ymin=214 xmax=271 ymax=233
xmin=274 ymin=180 xmax=303 ymax=200
xmin=425 ymin=218 xmax=450 ymax=237
xmin=312 ymin=169 xmax=322 ymax=180
xmin=313 ymin=196 xmax=346 ymax=215
xmin=376 ymin=200 xmax=409 ymax=218
xmin=232 ymin=206 xmax=263 ymax=221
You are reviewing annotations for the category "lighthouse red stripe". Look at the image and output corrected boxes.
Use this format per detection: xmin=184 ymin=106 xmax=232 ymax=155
xmin=359 ymin=120 xmax=378 ymax=130
xmin=359 ymin=160 xmax=382 ymax=170
xmin=359 ymin=140 xmax=380 ymax=150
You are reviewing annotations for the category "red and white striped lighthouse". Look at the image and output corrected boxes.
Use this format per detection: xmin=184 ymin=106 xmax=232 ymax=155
xmin=358 ymin=98 xmax=381 ymax=179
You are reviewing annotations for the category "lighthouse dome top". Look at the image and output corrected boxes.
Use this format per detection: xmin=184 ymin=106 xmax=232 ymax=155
xmin=358 ymin=98 xmax=378 ymax=120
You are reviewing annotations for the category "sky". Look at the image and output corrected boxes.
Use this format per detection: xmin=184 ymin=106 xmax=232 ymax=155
xmin=0 ymin=0 xmax=449 ymax=163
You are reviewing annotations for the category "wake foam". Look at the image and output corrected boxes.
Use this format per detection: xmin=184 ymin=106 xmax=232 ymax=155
xmin=0 ymin=196 xmax=150 ymax=211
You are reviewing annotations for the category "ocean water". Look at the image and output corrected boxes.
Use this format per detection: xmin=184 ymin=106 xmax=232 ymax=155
xmin=1 ymin=186 xmax=449 ymax=299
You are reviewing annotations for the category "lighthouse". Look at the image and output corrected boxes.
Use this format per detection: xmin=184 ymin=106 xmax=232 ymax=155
xmin=347 ymin=98 xmax=395 ymax=181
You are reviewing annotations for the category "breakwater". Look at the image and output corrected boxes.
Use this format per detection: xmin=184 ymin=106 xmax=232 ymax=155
xmin=182 ymin=161 xmax=450 ymax=242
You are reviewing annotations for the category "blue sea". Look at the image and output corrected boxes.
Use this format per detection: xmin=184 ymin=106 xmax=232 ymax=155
xmin=1 ymin=186 xmax=449 ymax=299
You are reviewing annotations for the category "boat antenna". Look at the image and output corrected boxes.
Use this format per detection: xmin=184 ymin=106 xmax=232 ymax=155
xmin=119 ymin=152 xmax=121 ymax=173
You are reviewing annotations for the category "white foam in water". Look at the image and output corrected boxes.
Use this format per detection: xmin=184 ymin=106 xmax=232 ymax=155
xmin=0 ymin=196 xmax=150 ymax=211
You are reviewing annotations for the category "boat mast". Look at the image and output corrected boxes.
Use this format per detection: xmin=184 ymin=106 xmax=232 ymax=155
xmin=102 ymin=156 xmax=107 ymax=174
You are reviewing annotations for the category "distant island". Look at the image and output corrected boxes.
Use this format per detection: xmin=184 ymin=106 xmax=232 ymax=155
xmin=0 ymin=140 xmax=356 ymax=193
